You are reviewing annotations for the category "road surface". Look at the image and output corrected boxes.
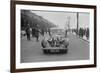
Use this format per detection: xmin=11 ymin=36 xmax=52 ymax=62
xmin=21 ymin=33 xmax=89 ymax=63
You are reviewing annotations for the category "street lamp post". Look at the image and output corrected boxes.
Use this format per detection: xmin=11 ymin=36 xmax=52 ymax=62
xmin=65 ymin=16 xmax=70 ymax=32
xmin=77 ymin=12 xmax=79 ymax=35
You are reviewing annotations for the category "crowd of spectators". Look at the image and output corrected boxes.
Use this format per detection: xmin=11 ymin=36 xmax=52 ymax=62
xmin=72 ymin=28 xmax=89 ymax=40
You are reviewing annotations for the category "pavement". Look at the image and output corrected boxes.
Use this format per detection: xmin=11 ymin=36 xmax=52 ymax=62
xmin=21 ymin=33 xmax=89 ymax=63
xmin=72 ymin=32 xmax=89 ymax=42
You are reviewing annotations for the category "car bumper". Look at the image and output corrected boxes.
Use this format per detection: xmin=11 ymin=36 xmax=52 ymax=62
xmin=42 ymin=47 xmax=68 ymax=54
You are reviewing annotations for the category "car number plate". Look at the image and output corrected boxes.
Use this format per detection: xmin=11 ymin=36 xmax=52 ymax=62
xmin=51 ymin=49 xmax=59 ymax=52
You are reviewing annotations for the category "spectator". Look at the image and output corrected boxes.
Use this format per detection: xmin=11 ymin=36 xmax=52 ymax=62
xmin=86 ymin=28 xmax=89 ymax=39
xmin=26 ymin=24 xmax=31 ymax=40
xmin=79 ymin=28 xmax=84 ymax=38
xmin=34 ymin=24 xmax=39 ymax=42
xmin=41 ymin=29 xmax=45 ymax=36
xmin=32 ymin=26 xmax=36 ymax=38
xmin=48 ymin=28 xmax=51 ymax=36
xmin=65 ymin=29 xmax=68 ymax=37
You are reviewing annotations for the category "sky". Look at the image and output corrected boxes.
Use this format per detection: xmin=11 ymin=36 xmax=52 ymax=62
xmin=31 ymin=10 xmax=90 ymax=29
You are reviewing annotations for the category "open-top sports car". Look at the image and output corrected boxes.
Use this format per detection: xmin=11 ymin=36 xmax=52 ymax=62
xmin=41 ymin=28 xmax=69 ymax=54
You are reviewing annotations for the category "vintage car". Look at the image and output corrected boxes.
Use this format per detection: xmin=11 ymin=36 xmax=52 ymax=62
xmin=41 ymin=28 xmax=69 ymax=54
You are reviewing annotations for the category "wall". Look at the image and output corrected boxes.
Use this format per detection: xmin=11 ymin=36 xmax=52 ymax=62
xmin=0 ymin=0 xmax=100 ymax=73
